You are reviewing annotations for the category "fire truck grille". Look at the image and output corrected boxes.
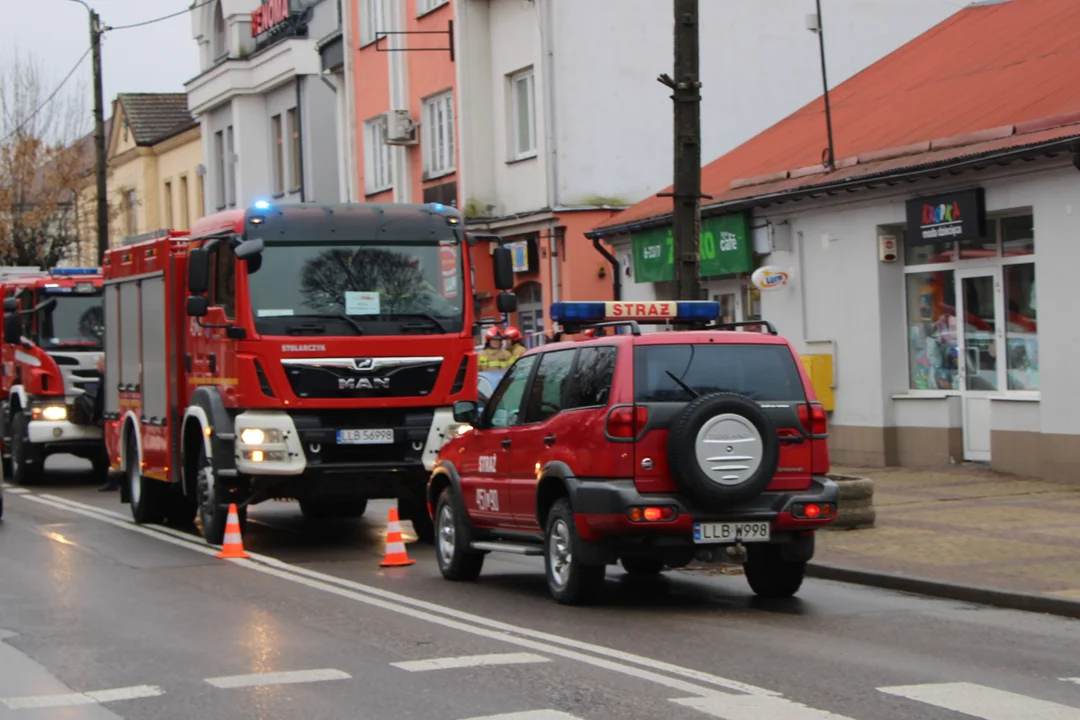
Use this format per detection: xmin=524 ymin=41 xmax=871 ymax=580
xmin=289 ymin=409 xmax=434 ymax=467
xmin=51 ymin=353 xmax=103 ymax=396
xmin=281 ymin=358 xmax=444 ymax=399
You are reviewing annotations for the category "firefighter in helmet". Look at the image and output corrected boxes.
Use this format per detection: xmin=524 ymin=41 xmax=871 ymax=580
xmin=478 ymin=326 xmax=512 ymax=370
xmin=503 ymin=326 xmax=527 ymax=361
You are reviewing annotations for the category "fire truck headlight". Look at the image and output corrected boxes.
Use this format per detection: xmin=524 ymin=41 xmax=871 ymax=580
xmin=239 ymin=428 xmax=283 ymax=445
xmin=38 ymin=405 xmax=68 ymax=422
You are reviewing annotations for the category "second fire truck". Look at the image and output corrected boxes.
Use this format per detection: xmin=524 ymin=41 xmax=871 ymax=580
xmin=103 ymin=202 xmax=515 ymax=545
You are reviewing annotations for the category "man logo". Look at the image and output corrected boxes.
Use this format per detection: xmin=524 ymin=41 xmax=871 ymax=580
xmin=339 ymin=377 xmax=389 ymax=390
xmin=352 ymin=358 xmax=375 ymax=371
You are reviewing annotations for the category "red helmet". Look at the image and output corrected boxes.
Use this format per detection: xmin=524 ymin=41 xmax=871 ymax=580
xmin=503 ymin=326 xmax=522 ymax=342
xmin=582 ymin=328 xmax=596 ymax=338
xmin=484 ymin=326 xmax=504 ymax=340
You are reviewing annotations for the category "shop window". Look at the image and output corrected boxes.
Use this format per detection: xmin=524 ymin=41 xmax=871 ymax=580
xmin=713 ymin=293 xmax=737 ymax=323
xmin=422 ymin=90 xmax=455 ymax=179
xmin=509 ymin=67 xmax=536 ymax=160
xmin=271 ymin=114 xmax=284 ymax=195
xmin=288 ymin=107 xmax=301 ymax=191
xmin=742 ymin=285 xmax=761 ymax=321
xmin=363 ymin=116 xmax=392 ymax=194
xmin=904 ymin=214 xmax=1034 ymax=265
xmin=906 ymin=270 xmax=958 ymax=390
xmin=957 ymin=220 xmax=998 ymax=261
xmin=1002 ymin=215 xmax=1035 ymax=257
xmin=1004 ymin=263 xmax=1037 ymax=390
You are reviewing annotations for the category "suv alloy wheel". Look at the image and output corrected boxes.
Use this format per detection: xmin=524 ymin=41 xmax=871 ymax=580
xmin=545 ymin=498 xmax=605 ymax=605
xmin=434 ymin=487 xmax=484 ymax=581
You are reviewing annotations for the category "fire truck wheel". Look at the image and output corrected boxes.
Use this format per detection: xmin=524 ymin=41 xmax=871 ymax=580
xmin=127 ymin=435 xmax=166 ymax=525
xmin=404 ymin=500 xmax=435 ymax=544
xmin=164 ymin=487 xmax=198 ymax=528
xmin=195 ymin=442 xmax=245 ymax=545
xmin=11 ymin=412 xmax=43 ymax=486
xmin=299 ymin=498 xmax=368 ymax=520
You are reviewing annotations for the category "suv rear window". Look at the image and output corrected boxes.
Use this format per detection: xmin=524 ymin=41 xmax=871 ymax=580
xmin=633 ymin=344 xmax=806 ymax=403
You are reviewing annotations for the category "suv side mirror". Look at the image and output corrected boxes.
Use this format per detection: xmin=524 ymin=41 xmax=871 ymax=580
xmin=186 ymin=295 xmax=209 ymax=317
xmin=3 ymin=314 xmax=22 ymax=345
xmin=2 ymin=298 xmax=18 ymax=313
xmin=452 ymin=400 xmax=479 ymax=425
xmin=492 ymin=246 xmax=514 ymax=291
xmin=187 ymin=247 xmax=211 ymax=294
xmin=496 ymin=292 xmax=517 ymax=314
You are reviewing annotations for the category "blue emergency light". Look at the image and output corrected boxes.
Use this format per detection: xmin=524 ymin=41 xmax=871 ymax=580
xmin=50 ymin=268 xmax=98 ymax=275
xmin=549 ymin=301 xmax=721 ymax=323
xmin=253 ymin=200 xmax=271 ymax=210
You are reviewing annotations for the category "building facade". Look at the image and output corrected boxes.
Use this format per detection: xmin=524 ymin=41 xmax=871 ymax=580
xmin=187 ymin=0 xmax=345 ymax=214
xmin=349 ymin=0 xmax=961 ymax=335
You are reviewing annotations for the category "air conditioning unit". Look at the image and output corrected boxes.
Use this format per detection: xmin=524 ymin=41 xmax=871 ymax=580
xmin=384 ymin=109 xmax=418 ymax=146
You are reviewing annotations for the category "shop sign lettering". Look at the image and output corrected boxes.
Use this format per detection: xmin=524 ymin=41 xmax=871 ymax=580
xmin=751 ymin=266 xmax=792 ymax=291
xmin=251 ymin=0 xmax=290 ymax=37
xmin=629 ymin=212 xmax=753 ymax=283
xmin=905 ymin=188 xmax=986 ymax=244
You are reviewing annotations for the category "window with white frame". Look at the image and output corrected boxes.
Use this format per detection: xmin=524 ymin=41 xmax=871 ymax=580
xmin=214 ymin=130 xmax=226 ymax=208
xmin=902 ymin=213 xmax=1037 ymax=393
xmin=509 ymin=67 xmax=536 ymax=160
xmin=225 ymin=125 xmax=237 ymax=207
xmin=364 ymin=116 xmax=392 ymax=194
xmin=417 ymin=0 xmax=448 ymax=15
xmin=271 ymin=114 xmax=284 ymax=195
xmin=360 ymin=0 xmax=388 ymax=46
xmin=422 ymin=90 xmax=455 ymax=179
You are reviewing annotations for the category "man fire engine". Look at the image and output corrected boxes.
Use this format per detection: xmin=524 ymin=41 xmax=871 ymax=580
xmin=102 ymin=203 xmax=516 ymax=546
xmin=1 ymin=267 xmax=108 ymax=485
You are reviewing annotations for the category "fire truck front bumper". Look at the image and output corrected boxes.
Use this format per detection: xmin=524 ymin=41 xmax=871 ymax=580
xmin=28 ymin=419 xmax=103 ymax=447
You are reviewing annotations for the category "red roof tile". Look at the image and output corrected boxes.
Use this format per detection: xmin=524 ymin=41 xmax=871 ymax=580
xmin=595 ymin=0 xmax=1080 ymax=233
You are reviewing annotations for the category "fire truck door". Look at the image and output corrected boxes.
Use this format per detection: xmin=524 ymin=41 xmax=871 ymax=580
xmin=196 ymin=244 xmax=240 ymax=393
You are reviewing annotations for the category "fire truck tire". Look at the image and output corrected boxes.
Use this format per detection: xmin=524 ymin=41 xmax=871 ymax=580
xmin=404 ymin=500 xmax=435 ymax=543
xmin=195 ymin=442 xmax=245 ymax=545
xmin=11 ymin=412 xmax=43 ymax=486
xmin=164 ymin=487 xmax=198 ymax=527
xmin=299 ymin=498 xmax=368 ymax=520
xmin=2 ymin=456 xmax=10 ymax=479
xmin=126 ymin=435 xmax=166 ymax=525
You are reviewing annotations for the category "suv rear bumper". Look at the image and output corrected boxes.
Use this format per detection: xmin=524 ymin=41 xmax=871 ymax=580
xmin=570 ymin=475 xmax=839 ymax=544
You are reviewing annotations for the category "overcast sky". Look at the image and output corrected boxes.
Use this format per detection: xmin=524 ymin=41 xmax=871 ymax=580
xmin=3 ymin=0 xmax=200 ymax=127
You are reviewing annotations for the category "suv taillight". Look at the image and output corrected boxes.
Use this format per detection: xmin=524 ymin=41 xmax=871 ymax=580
xmin=607 ymin=405 xmax=648 ymax=439
xmin=797 ymin=402 xmax=828 ymax=436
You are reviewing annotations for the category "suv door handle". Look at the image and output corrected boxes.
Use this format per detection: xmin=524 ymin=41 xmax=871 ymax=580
xmin=501 ymin=438 xmax=511 ymax=448
xmin=543 ymin=434 xmax=556 ymax=445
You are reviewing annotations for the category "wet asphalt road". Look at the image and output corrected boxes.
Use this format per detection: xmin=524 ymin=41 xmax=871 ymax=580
xmin=1 ymin=457 xmax=1079 ymax=720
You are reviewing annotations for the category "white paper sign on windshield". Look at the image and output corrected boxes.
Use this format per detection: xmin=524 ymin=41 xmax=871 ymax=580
xmin=345 ymin=291 xmax=380 ymax=315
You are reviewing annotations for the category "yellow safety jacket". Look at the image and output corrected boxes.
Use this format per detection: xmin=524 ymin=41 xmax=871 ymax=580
xmin=478 ymin=348 xmax=512 ymax=369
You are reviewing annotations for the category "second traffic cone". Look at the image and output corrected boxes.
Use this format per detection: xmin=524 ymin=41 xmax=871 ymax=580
xmin=216 ymin=503 xmax=250 ymax=559
xmin=380 ymin=507 xmax=415 ymax=567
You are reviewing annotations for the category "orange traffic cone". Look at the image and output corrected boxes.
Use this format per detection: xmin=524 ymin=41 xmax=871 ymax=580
xmin=215 ymin=503 xmax=250 ymax=559
xmin=380 ymin=507 xmax=415 ymax=567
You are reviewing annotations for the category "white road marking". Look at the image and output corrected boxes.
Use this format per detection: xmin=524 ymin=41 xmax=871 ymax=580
xmin=4 ymin=487 xmax=30 ymax=494
xmin=205 ymin=668 xmax=351 ymax=689
xmin=672 ymin=695 xmax=856 ymax=719
xmin=2 ymin=685 xmax=162 ymax=709
xmin=393 ymin=652 xmax=550 ymax=672
xmin=1062 ymin=677 xmax=1080 ymax=684
xmin=29 ymin=493 xmax=775 ymax=699
xmin=458 ymin=712 xmax=583 ymax=720
xmin=878 ymin=682 xmax=1080 ymax=720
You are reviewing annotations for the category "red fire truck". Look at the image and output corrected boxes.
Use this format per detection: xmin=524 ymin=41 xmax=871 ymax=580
xmin=1 ymin=267 xmax=108 ymax=485
xmin=102 ymin=202 xmax=516 ymax=545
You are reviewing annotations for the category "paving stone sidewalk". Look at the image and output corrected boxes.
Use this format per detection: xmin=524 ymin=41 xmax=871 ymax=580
xmin=816 ymin=465 xmax=1080 ymax=601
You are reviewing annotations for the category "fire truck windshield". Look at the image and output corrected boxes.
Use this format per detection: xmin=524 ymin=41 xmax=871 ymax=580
xmin=247 ymin=239 xmax=465 ymax=336
xmin=37 ymin=291 xmax=104 ymax=350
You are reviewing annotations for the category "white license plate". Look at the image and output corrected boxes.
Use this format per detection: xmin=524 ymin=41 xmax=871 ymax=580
xmin=693 ymin=521 xmax=771 ymax=544
xmin=337 ymin=428 xmax=394 ymax=445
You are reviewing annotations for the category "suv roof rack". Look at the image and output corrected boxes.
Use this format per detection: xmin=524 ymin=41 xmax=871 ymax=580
xmin=555 ymin=320 xmax=641 ymax=339
xmin=707 ymin=320 xmax=778 ymax=336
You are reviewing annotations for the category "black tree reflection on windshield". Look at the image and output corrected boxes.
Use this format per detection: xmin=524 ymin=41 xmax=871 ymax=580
xmin=299 ymin=248 xmax=440 ymax=315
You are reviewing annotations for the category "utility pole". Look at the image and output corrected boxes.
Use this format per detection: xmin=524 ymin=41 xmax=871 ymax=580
xmin=814 ymin=0 xmax=836 ymax=169
xmin=658 ymin=0 xmax=703 ymax=302
xmin=90 ymin=10 xmax=108 ymax=265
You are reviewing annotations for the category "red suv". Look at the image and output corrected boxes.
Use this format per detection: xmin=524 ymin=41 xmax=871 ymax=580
xmin=428 ymin=301 xmax=838 ymax=605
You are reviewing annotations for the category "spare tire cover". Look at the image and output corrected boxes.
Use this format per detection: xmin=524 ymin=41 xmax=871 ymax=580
xmin=666 ymin=392 xmax=780 ymax=507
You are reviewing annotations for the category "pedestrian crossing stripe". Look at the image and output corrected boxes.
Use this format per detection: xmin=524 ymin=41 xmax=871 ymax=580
xmin=672 ymin=694 xmax=855 ymax=719
xmin=879 ymin=681 xmax=1080 ymax=720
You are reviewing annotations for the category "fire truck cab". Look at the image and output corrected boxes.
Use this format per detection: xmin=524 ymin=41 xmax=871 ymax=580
xmin=1 ymin=267 xmax=107 ymax=485
xmin=104 ymin=202 xmax=516 ymax=546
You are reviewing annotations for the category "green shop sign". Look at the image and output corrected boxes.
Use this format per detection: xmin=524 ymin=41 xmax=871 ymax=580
xmin=630 ymin=213 xmax=753 ymax=283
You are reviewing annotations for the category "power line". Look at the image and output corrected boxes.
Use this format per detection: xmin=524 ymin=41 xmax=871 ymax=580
xmin=105 ymin=0 xmax=217 ymax=32
xmin=0 ymin=46 xmax=92 ymax=144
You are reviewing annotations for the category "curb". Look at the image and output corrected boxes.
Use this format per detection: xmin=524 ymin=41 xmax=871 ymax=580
xmin=807 ymin=562 xmax=1080 ymax=620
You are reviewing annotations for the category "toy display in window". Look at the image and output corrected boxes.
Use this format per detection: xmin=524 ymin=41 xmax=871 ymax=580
xmin=910 ymin=274 xmax=958 ymax=390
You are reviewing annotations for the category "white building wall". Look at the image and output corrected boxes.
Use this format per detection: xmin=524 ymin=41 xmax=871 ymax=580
xmin=551 ymin=0 xmax=963 ymax=207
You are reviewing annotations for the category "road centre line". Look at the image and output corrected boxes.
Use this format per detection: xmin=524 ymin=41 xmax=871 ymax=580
xmin=878 ymin=682 xmax=1080 ymax=720
xmin=392 ymin=653 xmax=550 ymax=672
xmin=2 ymin=685 xmax=163 ymax=710
xmin=205 ymin=669 xmax=351 ymax=689
xmin=29 ymin=492 xmax=777 ymax=699
xmin=671 ymin=694 xmax=855 ymax=720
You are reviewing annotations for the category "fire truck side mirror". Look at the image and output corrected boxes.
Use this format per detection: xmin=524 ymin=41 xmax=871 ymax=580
xmin=235 ymin=237 xmax=264 ymax=259
xmin=492 ymin=246 xmax=514 ymax=291
xmin=188 ymin=248 xmax=211 ymax=295
xmin=496 ymin=292 xmax=517 ymax=314
xmin=2 ymin=298 xmax=17 ymax=313
xmin=3 ymin=314 xmax=21 ymax=345
xmin=186 ymin=295 xmax=209 ymax=318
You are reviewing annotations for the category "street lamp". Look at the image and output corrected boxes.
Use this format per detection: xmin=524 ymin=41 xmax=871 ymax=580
xmin=65 ymin=0 xmax=109 ymax=266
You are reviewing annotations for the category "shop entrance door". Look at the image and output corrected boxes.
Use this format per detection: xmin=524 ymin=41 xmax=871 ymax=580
xmin=956 ymin=267 xmax=1003 ymax=462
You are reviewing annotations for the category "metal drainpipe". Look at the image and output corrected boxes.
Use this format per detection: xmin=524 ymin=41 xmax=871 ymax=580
xmin=295 ymin=76 xmax=306 ymax=202
xmin=592 ymin=236 xmax=621 ymax=301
